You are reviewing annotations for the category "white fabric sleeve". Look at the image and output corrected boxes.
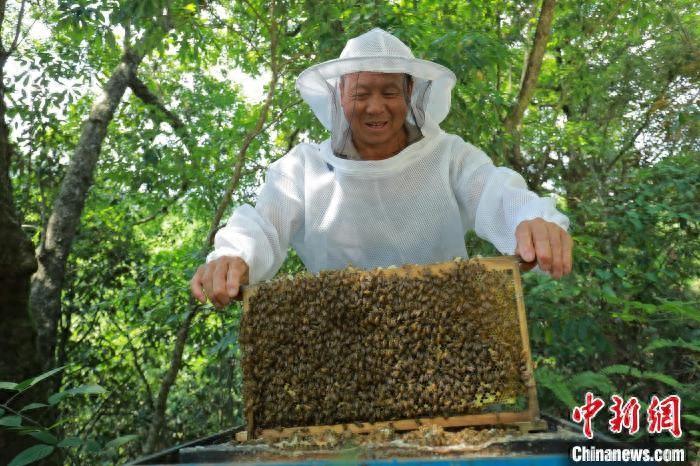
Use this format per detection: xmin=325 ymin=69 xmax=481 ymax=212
xmin=206 ymin=167 xmax=304 ymax=284
xmin=451 ymin=143 xmax=570 ymax=255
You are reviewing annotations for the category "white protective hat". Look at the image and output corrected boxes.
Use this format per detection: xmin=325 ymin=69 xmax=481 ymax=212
xmin=296 ymin=28 xmax=457 ymax=150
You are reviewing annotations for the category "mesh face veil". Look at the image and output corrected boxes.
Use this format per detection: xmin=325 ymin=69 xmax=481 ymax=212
xmin=296 ymin=28 xmax=457 ymax=156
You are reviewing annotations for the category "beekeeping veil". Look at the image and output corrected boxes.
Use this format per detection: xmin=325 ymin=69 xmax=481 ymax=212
xmin=296 ymin=28 xmax=456 ymax=155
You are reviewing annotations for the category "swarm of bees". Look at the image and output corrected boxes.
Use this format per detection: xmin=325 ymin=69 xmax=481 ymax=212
xmin=240 ymin=259 xmax=528 ymax=431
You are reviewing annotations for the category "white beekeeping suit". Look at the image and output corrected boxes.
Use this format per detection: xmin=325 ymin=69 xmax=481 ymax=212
xmin=208 ymin=28 xmax=569 ymax=284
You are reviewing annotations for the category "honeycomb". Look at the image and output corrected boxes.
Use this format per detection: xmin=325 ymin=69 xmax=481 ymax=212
xmin=240 ymin=258 xmax=529 ymax=432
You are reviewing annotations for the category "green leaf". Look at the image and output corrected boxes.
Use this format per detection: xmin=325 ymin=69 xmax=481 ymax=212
xmin=106 ymin=31 xmax=116 ymax=49
xmin=8 ymin=444 xmax=55 ymax=466
xmin=683 ymin=414 xmax=700 ymax=425
xmin=658 ymin=300 xmax=700 ymax=322
xmin=0 ymin=415 xmax=22 ymax=427
xmin=85 ymin=438 xmax=102 ymax=453
xmin=601 ymin=365 xmax=682 ymax=388
xmin=639 ymin=371 xmax=683 ymax=389
xmin=15 ymin=367 xmax=66 ymax=392
xmin=535 ymin=368 xmax=576 ymax=408
xmin=28 ymin=430 xmax=58 ymax=445
xmin=20 ymin=403 xmax=49 ymax=413
xmin=105 ymin=434 xmax=138 ymax=449
xmin=570 ymin=371 xmax=616 ymax=394
xmin=47 ymin=393 xmax=64 ymax=406
xmin=57 ymin=436 xmax=83 ymax=448
xmin=48 ymin=384 xmax=107 ymax=405
xmin=68 ymin=383 xmax=106 ymax=396
xmin=601 ymin=284 xmax=617 ymax=298
xmin=601 ymin=364 xmax=642 ymax=378
xmin=0 ymin=381 xmax=19 ymax=390
xmin=644 ymin=338 xmax=700 ymax=353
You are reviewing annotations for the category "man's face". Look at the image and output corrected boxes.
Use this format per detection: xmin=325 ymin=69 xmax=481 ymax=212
xmin=340 ymin=72 xmax=413 ymax=158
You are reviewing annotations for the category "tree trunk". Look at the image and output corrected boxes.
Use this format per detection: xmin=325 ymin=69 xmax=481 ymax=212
xmin=502 ymin=0 xmax=557 ymax=179
xmin=29 ymin=50 xmax=144 ymax=370
xmin=0 ymin=59 xmax=39 ymax=383
xmin=0 ymin=37 xmax=42 ymax=466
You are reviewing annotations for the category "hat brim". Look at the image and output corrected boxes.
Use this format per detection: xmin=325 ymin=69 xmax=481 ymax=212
xmin=297 ymin=55 xmax=456 ymax=84
xmin=296 ymin=56 xmax=456 ymax=131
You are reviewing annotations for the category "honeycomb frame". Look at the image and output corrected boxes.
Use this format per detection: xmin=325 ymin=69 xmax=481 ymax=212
xmin=240 ymin=256 xmax=542 ymax=440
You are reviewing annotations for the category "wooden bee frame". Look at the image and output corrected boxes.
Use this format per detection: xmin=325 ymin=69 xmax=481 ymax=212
xmin=238 ymin=256 xmax=544 ymax=442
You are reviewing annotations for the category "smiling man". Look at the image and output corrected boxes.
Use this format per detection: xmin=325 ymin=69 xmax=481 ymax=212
xmin=191 ymin=28 xmax=573 ymax=308
xmin=338 ymin=72 xmax=415 ymax=160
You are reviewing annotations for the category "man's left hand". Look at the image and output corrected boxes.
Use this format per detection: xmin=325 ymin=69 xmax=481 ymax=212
xmin=515 ymin=218 xmax=573 ymax=279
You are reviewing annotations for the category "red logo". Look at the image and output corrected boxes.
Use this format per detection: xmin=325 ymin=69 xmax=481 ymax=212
xmin=609 ymin=395 xmax=641 ymax=435
xmin=572 ymin=392 xmax=606 ymax=439
xmin=572 ymin=393 xmax=683 ymax=439
xmin=647 ymin=395 xmax=682 ymax=438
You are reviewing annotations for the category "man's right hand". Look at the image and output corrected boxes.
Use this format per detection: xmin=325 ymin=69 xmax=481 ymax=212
xmin=190 ymin=256 xmax=249 ymax=308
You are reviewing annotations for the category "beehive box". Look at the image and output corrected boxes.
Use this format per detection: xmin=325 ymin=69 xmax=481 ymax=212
xmin=239 ymin=256 xmax=542 ymax=440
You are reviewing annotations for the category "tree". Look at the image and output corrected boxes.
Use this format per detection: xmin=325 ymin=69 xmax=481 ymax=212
xmin=0 ymin=0 xmax=43 ymax=462
xmin=29 ymin=0 xmax=193 ymax=372
xmin=0 ymin=0 xmax=39 ymax=380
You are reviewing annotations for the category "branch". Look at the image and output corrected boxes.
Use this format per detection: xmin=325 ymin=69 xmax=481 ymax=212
xmin=500 ymin=0 xmax=557 ymax=177
xmin=127 ymin=75 xmax=199 ymax=226
xmin=0 ymin=0 xmax=6 ymax=51
xmin=503 ymin=0 xmax=557 ymax=133
xmin=227 ymin=23 xmax=262 ymax=59
xmin=0 ymin=402 xmax=40 ymax=426
xmin=108 ymin=312 xmax=155 ymax=412
xmin=142 ymin=305 xmax=199 ymax=453
xmin=259 ymin=98 xmax=302 ymax=135
xmin=76 ymin=386 xmax=114 ymax=437
xmin=128 ymin=75 xmax=186 ymax=130
xmin=606 ymin=76 xmax=674 ymax=170
xmin=206 ymin=16 xmax=281 ymax=248
xmin=240 ymin=0 xmax=269 ymax=28
xmin=237 ymin=128 xmax=300 ymax=180
xmin=8 ymin=0 xmax=27 ymax=54
xmin=132 ymin=180 xmax=189 ymax=226
xmin=286 ymin=23 xmax=302 ymax=37
xmin=286 ymin=128 xmax=300 ymax=154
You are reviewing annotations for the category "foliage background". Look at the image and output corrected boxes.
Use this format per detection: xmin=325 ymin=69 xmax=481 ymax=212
xmin=0 ymin=0 xmax=697 ymax=464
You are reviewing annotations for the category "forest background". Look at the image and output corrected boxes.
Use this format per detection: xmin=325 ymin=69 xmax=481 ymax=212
xmin=0 ymin=0 xmax=697 ymax=464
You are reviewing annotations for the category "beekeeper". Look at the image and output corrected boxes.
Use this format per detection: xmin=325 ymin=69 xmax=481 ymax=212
xmin=191 ymin=28 xmax=573 ymax=308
